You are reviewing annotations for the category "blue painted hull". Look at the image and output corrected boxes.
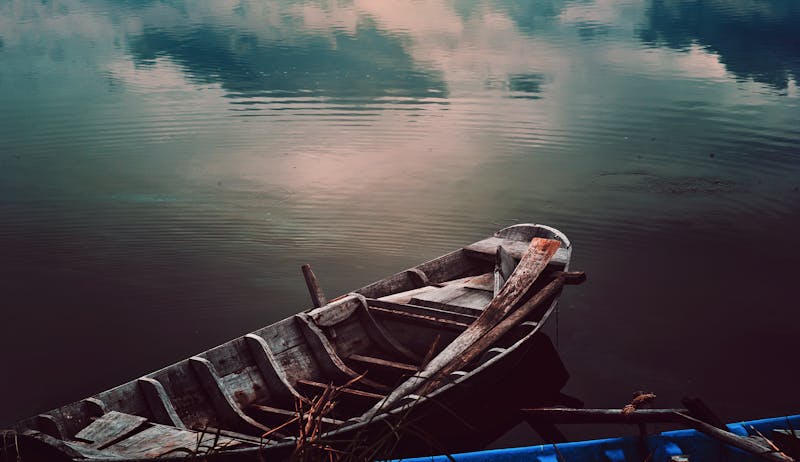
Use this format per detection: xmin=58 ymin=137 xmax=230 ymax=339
xmin=400 ymin=414 xmax=800 ymax=462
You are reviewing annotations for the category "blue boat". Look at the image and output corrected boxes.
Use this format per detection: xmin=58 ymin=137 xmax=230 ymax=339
xmin=400 ymin=414 xmax=800 ymax=462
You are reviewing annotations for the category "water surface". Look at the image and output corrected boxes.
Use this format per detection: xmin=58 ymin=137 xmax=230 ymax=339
xmin=2 ymin=0 xmax=799 ymax=443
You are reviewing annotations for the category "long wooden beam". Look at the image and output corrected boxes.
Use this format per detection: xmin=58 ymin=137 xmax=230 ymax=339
xmin=521 ymin=408 xmax=690 ymax=424
xmin=301 ymin=264 xmax=327 ymax=308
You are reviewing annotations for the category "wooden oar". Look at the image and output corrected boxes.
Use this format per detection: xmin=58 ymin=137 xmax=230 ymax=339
xmin=521 ymin=407 xmax=690 ymax=424
xmin=416 ymin=270 xmax=584 ymax=396
xmin=358 ymin=237 xmax=562 ymax=421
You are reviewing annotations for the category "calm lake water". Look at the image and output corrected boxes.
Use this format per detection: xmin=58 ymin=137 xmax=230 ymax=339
xmin=2 ymin=0 xmax=799 ymax=444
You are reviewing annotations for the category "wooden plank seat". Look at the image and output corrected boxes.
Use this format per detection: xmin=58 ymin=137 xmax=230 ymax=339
xmin=73 ymin=411 xmax=148 ymax=449
xmin=376 ymin=285 xmax=440 ymax=305
xmin=69 ymin=411 xmax=247 ymax=459
xmin=436 ymin=272 xmax=494 ymax=291
xmin=408 ymin=286 xmax=492 ymax=315
xmin=370 ymin=270 xmax=494 ymax=316
xmin=100 ymin=422 xmax=244 ymax=459
xmin=464 ymin=236 xmax=569 ymax=269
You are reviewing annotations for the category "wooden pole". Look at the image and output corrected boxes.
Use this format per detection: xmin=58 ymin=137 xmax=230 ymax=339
xmin=301 ymin=264 xmax=327 ymax=308
xmin=521 ymin=408 xmax=690 ymax=424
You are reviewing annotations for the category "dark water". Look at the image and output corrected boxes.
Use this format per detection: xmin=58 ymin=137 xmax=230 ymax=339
xmin=2 ymin=0 xmax=800 ymax=444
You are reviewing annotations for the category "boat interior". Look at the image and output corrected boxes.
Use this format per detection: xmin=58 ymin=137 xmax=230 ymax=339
xmin=17 ymin=224 xmax=570 ymax=460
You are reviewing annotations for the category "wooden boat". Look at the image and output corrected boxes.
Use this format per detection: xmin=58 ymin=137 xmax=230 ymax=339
xmin=398 ymin=413 xmax=800 ymax=462
xmin=10 ymin=223 xmax=580 ymax=461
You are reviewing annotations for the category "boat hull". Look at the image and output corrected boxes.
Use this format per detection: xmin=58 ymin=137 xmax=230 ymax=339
xmin=10 ymin=223 xmax=574 ymax=461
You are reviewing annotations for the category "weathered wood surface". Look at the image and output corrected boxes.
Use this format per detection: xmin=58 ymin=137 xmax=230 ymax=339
xmin=368 ymin=298 xmax=478 ymax=325
xmin=102 ymin=423 xmax=242 ymax=459
xmin=189 ymin=357 xmax=271 ymax=435
xmin=82 ymin=398 xmax=107 ymax=417
xmin=494 ymin=245 xmax=515 ymax=296
xmin=74 ymin=411 xmax=147 ymax=448
xmin=352 ymin=295 xmax=421 ymax=362
xmin=358 ymin=249 xmax=482 ymax=299
xmin=22 ymin=430 xmax=106 ymax=460
xmin=406 ymin=268 xmax=429 ymax=287
xmin=444 ymin=289 xmax=493 ymax=312
xmin=368 ymin=305 xmax=471 ymax=331
xmin=251 ymin=404 xmax=345 ymax=426
xmin=417 ymin=270 xmax=584 ymax=396
xmin=296 ymin=379 xmax=385 ymax=401
xmin=254 ymin=317 xmax=308 ymax=356
xmin=198 ymin=426 xmax=265 ymax=445
xmin=356 ymin=272 xmax=419 ymax=299
xmin=138 ymin=378 xmax=186 ymax=428
xmin=202 ymin=337 xmax=257 ymax=377
xmin=414 ymin=249 xmax=479 ymax=285
xmin=348 ymin=354 xmax=419 ymax=374
xmin=243 ymin=334 xmax=305 ymax=404
xmin=306 ymin=295 xmax=361 ymax=327
xmin=15 ymin=223 xmax=576 ymax=460
xmin=256 ymin=317 xmax=326 ymax=381
xmin=438 ymin=272 xmax=494 ymax=292
xmin=409 ymin=284 xmax=469 ymax=308
xmin=521 ymin=408 xmax=690 ymax=424
xmin=377 ymin=285 xmax=439 ymax=305
xmin=410 ymin=286 xmax=491 ymax=314
xmin=308 ymin=294 xmax=419 ymax=362
xmin=359 ymin=237 xmax=561 ymax=420
xmin=220 ymin=366 xmax=268 ymax=408
xmin=295 ymin=314 xmax=390 ymax=391
xmin=301 ymin=264 xmax=327 ymax=308
xmin=675 ymin=412 xmax=795 ymax=462
xmin=465 ymin=236 xmax=569 ymax=269
xmin=275 ymin=343 xmax=320 ymax=384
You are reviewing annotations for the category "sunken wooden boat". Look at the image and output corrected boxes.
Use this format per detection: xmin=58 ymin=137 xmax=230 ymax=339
xmin=12 ymin=224 xmax=582 ymax=461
